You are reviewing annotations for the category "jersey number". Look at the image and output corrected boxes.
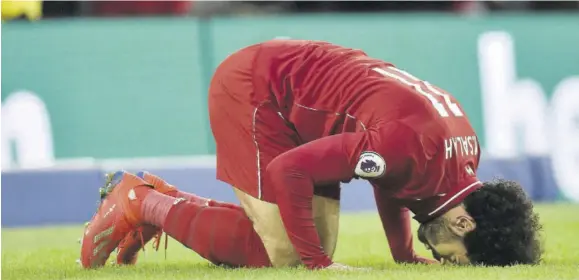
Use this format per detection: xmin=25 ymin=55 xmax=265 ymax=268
xmin=372 ymin=67 xmax=464 ymax=118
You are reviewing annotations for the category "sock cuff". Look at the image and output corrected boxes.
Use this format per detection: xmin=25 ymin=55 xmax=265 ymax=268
xmin=141 ymin=191 xmax=177 ymax=227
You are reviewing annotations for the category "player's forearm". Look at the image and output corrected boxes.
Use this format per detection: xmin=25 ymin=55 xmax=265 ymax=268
xmin=374 ymin=187 xmax=416 ymax=262
xmin=383 ymin=212 xmax=416 ymax=263
xmin=266 ymin=133 xmax=361 ymax=269
xmin=268 ymin=161 xmax=333 ymax=269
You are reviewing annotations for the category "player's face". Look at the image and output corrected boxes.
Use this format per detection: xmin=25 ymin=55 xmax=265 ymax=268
xmin=425 ymin=239 xmax=471 ymax=265
xmin=417 ymin=209 xmax=476 ymax=265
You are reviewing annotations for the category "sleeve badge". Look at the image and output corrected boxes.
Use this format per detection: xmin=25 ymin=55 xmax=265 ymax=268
xmin=354 ymin=152 xmax=386 ymax=178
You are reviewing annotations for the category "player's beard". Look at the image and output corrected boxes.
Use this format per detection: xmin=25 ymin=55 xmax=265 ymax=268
xmin=417 ymin=221 xmax=431 ymax=245
xmin=417 ymin=216 xmax=451 ymax=246
xmin=417 ymin=219 xmax=445 ymax=261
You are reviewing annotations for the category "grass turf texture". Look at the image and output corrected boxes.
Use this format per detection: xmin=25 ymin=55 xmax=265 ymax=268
xmin=2 ymin=204 xmax=578 ymax=280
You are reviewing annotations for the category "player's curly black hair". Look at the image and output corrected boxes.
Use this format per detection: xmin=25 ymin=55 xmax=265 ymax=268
xmin=463 ymin=179 xmax=543 ymax=266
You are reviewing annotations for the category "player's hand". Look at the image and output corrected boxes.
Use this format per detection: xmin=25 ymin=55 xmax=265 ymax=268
xmin=325 ymin=263 xmax=371 ymax=271
xmin=394 ymin=253 xmax=439 ymax=264
xmin=412 ymin=255 xmax=439 ymax=264
xmin=325 ymin=262 xmax=351 ymax=270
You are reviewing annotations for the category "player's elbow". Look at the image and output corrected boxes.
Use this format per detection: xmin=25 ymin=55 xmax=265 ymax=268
xmin=266 ymin=154 xmax=309 ymax=186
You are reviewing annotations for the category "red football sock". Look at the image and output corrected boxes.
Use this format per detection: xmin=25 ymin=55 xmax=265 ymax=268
xmin=141 ymin=191 xmax=271 ymax=267
xmin=137 ymin=172 xmax=242 ymax=211
xmin=166 ymin=189 xmax=205 ymax=205
xmin=173 ymin=190 xmax=243 ymax=211
xmin=141 ymin=191 xmax=175 ymax=227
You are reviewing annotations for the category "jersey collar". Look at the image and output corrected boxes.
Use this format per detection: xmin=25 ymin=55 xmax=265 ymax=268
xmin=413 ymin=179 xmax=483 ymax=223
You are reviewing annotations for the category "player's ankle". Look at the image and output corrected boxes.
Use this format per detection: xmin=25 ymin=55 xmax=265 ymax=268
xmin=140 ymin=190 xmax=177 ymax=227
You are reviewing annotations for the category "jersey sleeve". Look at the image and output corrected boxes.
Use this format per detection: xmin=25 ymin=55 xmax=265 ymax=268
xmin=266 ymin=121 xmax=416 ymax=269
xmin=266 ymin=132 xmax=364 ymax=269
xmin=373 ymin=184 xmax=416 ymax=262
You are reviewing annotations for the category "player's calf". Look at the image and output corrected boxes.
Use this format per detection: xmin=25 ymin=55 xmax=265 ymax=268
xmin=141 ymin=190 xmax=271 ymax=267
xmin=116 ymin=171 xmax=246 ymax=265
xmin=137 ymin=170 xmax=241 ymax=209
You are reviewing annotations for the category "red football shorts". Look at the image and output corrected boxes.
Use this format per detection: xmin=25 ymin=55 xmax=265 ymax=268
xmin=208 ymin=44 xmax=302 ymax=203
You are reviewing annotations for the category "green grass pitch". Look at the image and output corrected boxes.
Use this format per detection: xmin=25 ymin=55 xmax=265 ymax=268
xmin=2 ymin=204 xmax=579 ymax=280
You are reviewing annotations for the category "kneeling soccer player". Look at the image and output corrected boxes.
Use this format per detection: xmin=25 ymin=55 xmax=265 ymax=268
xmin=80 ymin=39 xmax=542 ymax=270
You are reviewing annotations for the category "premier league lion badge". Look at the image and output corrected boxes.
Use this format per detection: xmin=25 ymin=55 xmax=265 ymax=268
xmin=354 ymin=151 xmax=386 ymax=178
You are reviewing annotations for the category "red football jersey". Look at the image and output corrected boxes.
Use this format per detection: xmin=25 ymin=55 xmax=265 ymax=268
xmin=253 ymin=40 xmax=482 ymax=268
